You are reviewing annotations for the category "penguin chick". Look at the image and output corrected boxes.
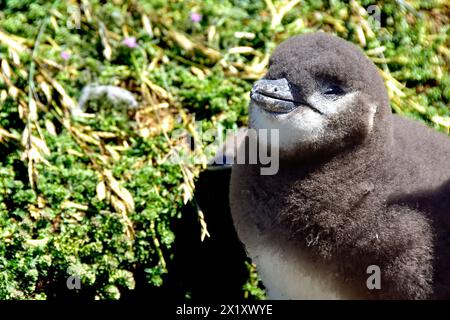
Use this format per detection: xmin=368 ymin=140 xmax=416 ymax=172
xmin=229 ymin=32 xmax=450 ymax=300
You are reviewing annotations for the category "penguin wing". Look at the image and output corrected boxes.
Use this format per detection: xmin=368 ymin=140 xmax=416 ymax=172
xmin=390 ymin=114 xmax=450 ymax=194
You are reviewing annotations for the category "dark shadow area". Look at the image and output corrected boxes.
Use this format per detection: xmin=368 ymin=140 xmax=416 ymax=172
xmin=124 ymin=168 xmax=252 ymax=301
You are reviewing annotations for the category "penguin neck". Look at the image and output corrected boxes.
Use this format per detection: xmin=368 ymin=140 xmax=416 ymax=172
xmin=250 ymin=116 xmax=394 ymax=235
xmin=280 ymin=134 xmax=390 ymax=179
xmin=282 ymin=112 xmax=393 ymax=177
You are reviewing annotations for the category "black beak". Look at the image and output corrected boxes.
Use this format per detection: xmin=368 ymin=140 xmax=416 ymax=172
xmin=250 ymin=78 xmax=321 ymax=114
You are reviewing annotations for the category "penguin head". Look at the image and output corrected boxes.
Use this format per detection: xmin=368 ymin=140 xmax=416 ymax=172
xmin=249 ymin=32 xmax=390 ymax=160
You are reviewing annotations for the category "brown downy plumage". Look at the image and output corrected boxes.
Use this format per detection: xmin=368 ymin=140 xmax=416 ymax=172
xmin=229 ymin=32 xmax=450 ymax=299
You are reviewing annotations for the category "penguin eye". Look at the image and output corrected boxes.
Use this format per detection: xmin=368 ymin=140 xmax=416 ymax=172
xmin=323 ymin=85 xmax=345 ymax=96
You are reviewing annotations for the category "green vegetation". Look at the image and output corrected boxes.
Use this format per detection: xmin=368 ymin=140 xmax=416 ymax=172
xmin=0 ymin=0 xmax=448 ymax=299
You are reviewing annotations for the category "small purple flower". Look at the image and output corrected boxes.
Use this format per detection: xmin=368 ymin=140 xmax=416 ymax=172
xmin=122 ymin=37 xmax=137 ymax=48
xmin=190 ymin=12 xmax=202 ymax=23
xmin=60 ymin=51 xmax=71 ymax=61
